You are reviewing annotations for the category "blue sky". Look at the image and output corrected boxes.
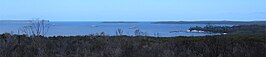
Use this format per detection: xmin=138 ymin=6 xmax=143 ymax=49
xmin=0 ymin=0 xmax=265 ymax=21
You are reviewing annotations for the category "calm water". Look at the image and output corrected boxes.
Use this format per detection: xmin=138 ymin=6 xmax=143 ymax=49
xmin=0 ymin=22 xmax=234 ymax=37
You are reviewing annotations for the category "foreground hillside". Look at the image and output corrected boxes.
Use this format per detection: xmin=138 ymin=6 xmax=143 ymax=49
xmin=0 ymin=25 xmax=265 ymax=57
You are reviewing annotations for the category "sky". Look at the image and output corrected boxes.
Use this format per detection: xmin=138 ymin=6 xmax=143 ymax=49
xmin=0 ymin=0 xmax=265 ymax=21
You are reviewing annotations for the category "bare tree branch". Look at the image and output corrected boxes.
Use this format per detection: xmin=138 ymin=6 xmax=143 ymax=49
xmin=19 ymin=19 xmax=51 ymax=37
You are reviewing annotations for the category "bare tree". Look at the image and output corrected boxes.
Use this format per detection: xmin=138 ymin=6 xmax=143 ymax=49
xmin=154 ymin=32 xmax=160 ymax=37
xmin=20 ymin=19 xmax=51 ymax=37
xmin=134 ymin=29 xmax=147 ymax=36
xmin=115 ymin=28 xmax=124 ymax=36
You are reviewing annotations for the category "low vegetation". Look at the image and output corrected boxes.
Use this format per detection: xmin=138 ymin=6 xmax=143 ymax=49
xmin=189 ymin=25 xmax=266 ymax=34
xmin=0 ymin=25 xmax=265 ymax=57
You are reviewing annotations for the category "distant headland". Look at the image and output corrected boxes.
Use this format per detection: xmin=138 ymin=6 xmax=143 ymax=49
xmin=0 ymin=20 xmax=50 ymax=22
xmin=152 ymin=21 xmax=266 ymax=25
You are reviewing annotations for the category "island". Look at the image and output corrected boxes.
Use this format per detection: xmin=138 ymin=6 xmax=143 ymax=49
xmin=101 ymin=21 xmax=140 ymax=23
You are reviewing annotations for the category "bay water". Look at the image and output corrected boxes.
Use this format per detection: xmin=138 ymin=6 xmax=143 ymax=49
xmin=0 ymin=22 xmax=234 ymax=37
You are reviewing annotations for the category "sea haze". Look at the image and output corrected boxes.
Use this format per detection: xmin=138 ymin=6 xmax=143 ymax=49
xmin=0 ymin=22 xmax=234 ymax=37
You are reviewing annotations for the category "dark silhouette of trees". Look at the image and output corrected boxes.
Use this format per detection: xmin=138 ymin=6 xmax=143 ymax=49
xmin=189 ymin=25 xmax=266 ymax=34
